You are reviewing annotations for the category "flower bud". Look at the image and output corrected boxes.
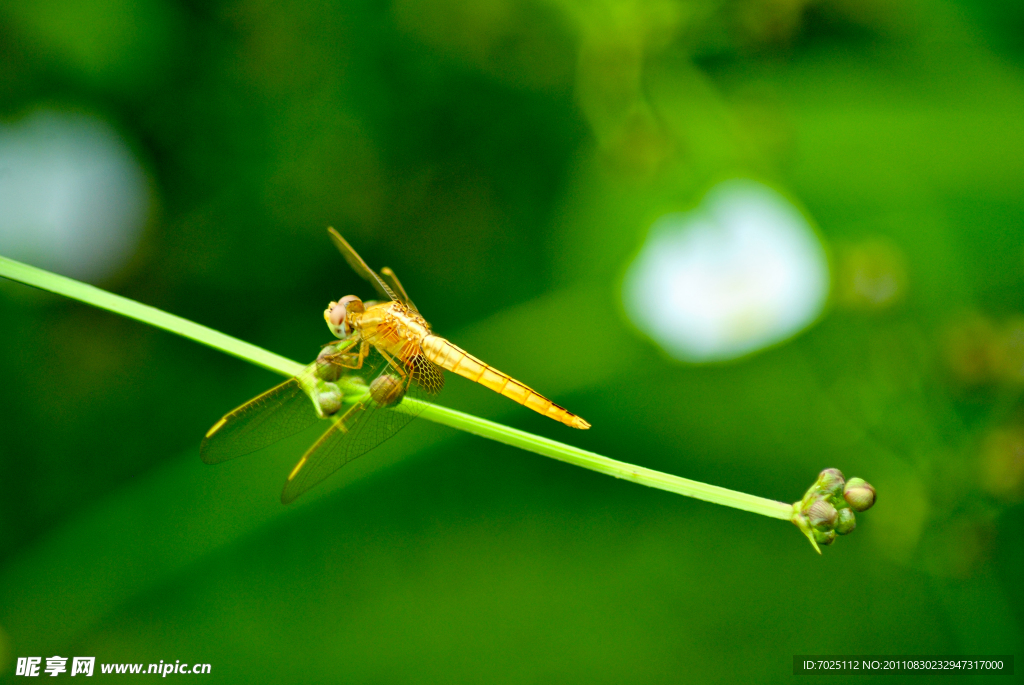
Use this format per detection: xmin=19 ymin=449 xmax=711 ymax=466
xmin=817 ymin=468 xmax=845 ymax=498
xmin=315 ymin=347 xmax=343 ymax=381
xmin=834 ymin=508 xmax=856 ymax=535
xmin=807 ymin=500 xmax=838 ymax=530
xmin=316 ymin=383 xmax=342 ymax=416
xmin=813 ymin=528 xmax=836 ymax=546
xmin=370 ymin=374 xmax=406 ymax=408
xmin=844 ymin=478 xmax=876 ymax=512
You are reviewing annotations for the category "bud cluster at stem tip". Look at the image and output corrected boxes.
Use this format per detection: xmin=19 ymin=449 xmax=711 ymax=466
xmin=791 ymin=468 xmax=876 ymax=553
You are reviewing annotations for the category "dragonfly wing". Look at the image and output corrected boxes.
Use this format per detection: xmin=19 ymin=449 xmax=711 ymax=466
xmin=327 ymin=227 xmax=398 ymax=302
xmin=280 ymin=352 xmax=429 ymax=503
xmin=380 ymin=266 xmax=419 ymax=312
xmin=411 ymin=354 xmax=444 ymax=394
xmin=200 ymin=378 xmax=321 ymax=464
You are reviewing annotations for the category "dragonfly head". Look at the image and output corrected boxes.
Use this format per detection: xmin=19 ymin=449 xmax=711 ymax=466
xmin=325 ymin=295 xmax=364 ymax=337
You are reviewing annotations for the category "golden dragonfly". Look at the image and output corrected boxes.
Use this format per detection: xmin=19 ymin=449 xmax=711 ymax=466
xmin=201 ymin=228 xmax=590 ymax=503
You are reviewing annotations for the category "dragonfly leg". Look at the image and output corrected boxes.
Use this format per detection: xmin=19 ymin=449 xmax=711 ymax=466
xmin=320 ymin=336 xmax=357 ymax=353
xmin=346 ymin=340 xmax=371 ymax=369
xmin=375 ymin=347 xmax=419 ymax=397
xmin=375 ymin=347 xmax=411 ymax=381
xmin=321 ymin=338 xmax=369 ymax=370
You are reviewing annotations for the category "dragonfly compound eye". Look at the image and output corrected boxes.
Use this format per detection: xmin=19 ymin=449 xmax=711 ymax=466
xmin=370 ymin=374 xmax=406 ymax=407
xmin=325 ymin=295 xmax=360 ymax=337
xmin=339 ymin=294 xmax=364 ymax=314
xmin=329 ymin=295 xmax=365 ymax=336
xmin=324 ymin=301 xmax=346 ymax=337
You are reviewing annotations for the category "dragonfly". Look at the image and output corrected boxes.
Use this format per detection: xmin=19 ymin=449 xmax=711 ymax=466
xmin=201 ymin=228 xmax=590 ymax=503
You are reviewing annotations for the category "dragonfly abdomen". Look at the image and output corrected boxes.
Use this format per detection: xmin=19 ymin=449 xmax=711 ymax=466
xmin=420 ymin=335 xmax=590 ymax=429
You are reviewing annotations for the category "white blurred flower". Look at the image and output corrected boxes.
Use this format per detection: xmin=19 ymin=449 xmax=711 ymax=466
xmin=623 ymin=179 xmax=830 ymax=362
xmin=0 ymin=110 xmax=149 ymax=282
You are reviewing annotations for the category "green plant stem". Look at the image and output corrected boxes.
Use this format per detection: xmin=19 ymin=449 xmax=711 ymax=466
xmin=411 ymin=400 xmax=791 ymax=518
xmin=0 ymin=255 xmax=304 ymax=377
xmin=0 ymin=254 xmax=793 ymax=521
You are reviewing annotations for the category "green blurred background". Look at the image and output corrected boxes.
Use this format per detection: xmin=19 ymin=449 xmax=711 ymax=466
xmin=2 ymin=0 xmax=1023 ymax=681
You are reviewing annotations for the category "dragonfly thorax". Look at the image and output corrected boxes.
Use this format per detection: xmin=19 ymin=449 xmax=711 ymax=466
xmin=360 ymin=301 xmax=431 ymax=349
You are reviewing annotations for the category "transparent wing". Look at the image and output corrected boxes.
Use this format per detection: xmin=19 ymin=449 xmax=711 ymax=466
xmin=280 ymin=348 xmax=443 ymax=504
xmin=380 ymin=266 xmax=418 ymax=312
xmin=411 ymin=353 xmax=444 ymax=394
xmin=327 ymin=227 xmax=398 ymax=302
xmin=200 ymin=378 xmax=321 ymax=464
